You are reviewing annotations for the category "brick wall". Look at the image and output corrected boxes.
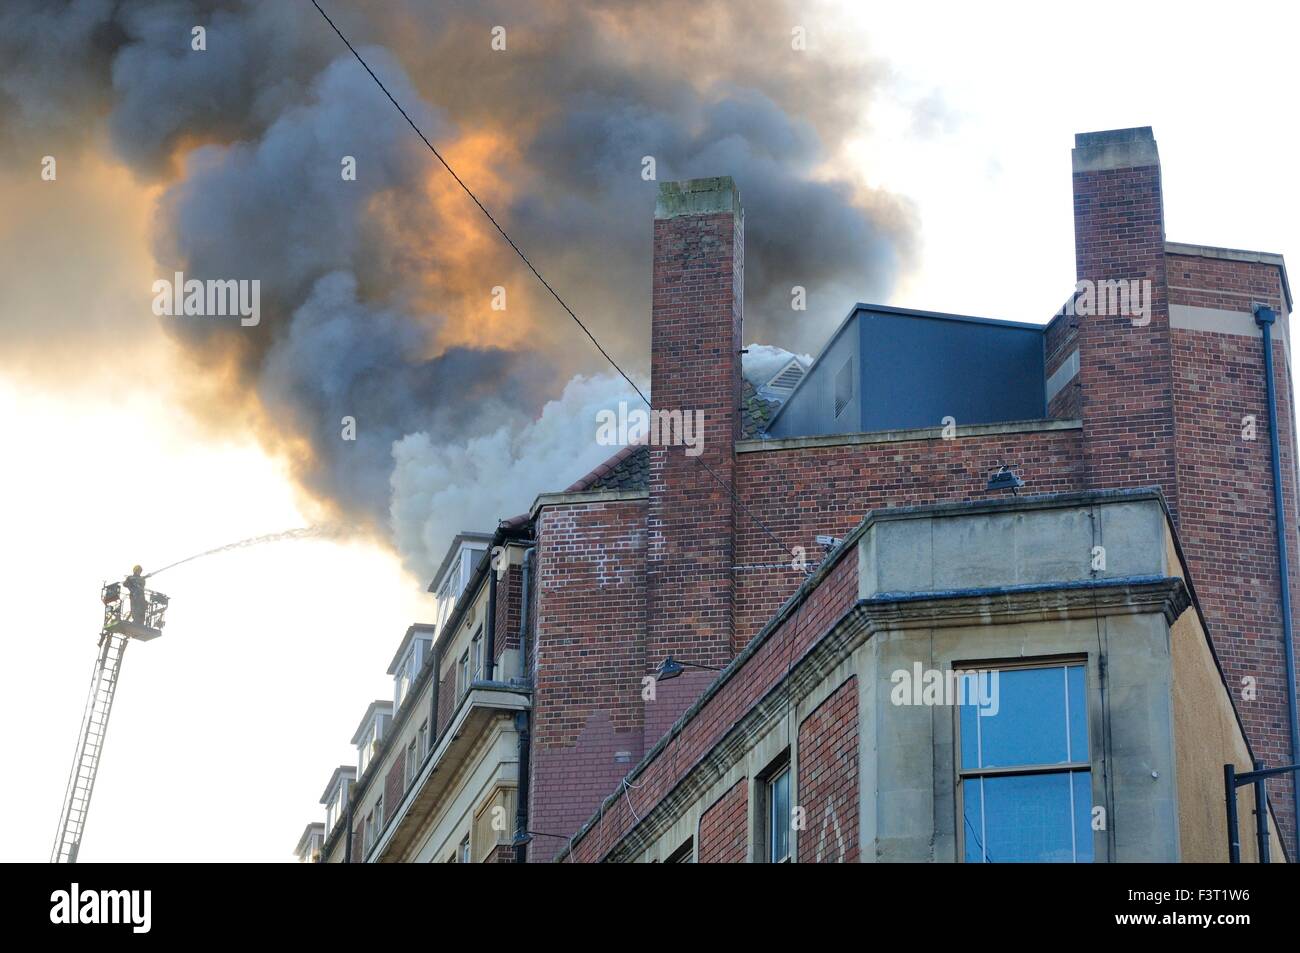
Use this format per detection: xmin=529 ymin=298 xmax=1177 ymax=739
xmin=525 ymin=542 xmax=537 ymax=674
xmin=698 ymin=780 xmax=748 ymax=863
xmin=1168 ymin=252 xmax=1286 ymax=312
xmin=384 ymin=751 xmax=405 ymax=823
xmin=529 ymin=499 xmax=647 ymax=862
xmin=796 ymin=676 xmax=859 ymax=863
xmin=732 ymin=427 xmax=1083 ymax=645
xmin=1045 ymin=309 xmax=1082 ymax=419
xmin=1072 ymin=128 xmax=1179 ymax=519
xmin=494 ymin=562 xmax=523 ymax=666
xmin=1166 ymin=252 xmax=1299 ymax=841
xmin=564 ymin=550 xmax=859 ymax=862
xmin=437 ymin=665 xmax=455 ymax=736
xmin=646 ymin=178 xmax=743 ymax=723
xmin=1044 ymin=309 xmax=1077 ymax=378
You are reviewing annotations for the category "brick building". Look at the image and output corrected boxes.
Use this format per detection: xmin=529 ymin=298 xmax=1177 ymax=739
xmin=304 ymin=126 xmax=1297 ymax=863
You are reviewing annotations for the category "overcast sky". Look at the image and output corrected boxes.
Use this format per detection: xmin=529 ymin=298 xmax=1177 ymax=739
xmin=1 ymin=0 xmax=1296 ymax=861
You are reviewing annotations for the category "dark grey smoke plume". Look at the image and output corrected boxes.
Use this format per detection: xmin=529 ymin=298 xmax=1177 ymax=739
xmin=0 ymin=0 xmax=913 ymax=579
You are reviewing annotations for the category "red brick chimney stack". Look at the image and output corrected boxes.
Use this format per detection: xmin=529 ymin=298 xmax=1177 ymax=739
xmin=1072 ymin=127 xmax=1179 ymax=516
xmin=645 ymin=177 xmax=744 ymax=740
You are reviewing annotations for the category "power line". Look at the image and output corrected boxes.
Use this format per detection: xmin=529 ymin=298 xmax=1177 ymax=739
xmin=308 ymin=0 xmax=798 ymax=561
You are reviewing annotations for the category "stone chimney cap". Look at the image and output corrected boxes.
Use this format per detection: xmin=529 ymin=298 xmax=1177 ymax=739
xmin=1072 ymin=126 xmax=1159 ymax=173
xmin=655 ymin=176 xmax=740 ymax=219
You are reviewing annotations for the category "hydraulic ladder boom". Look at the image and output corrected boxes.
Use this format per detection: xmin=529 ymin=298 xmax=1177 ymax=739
xmin=50 ymin=579 xmax=170 ymax=863
xmin=51 ymin=632 xmax=128 ymax=863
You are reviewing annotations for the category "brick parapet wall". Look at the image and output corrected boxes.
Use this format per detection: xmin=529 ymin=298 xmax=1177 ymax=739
xmin=529 ymin=499 xmax=648 ymax=862
xmin=730 ymin=427 xmax=1084 ymax=647
xmin=1167 ymin=253 xmax=1287 ymax=313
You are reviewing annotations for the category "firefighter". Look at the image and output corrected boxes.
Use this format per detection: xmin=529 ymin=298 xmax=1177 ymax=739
xmin=125 ymin=565 xmax=147 ymax=625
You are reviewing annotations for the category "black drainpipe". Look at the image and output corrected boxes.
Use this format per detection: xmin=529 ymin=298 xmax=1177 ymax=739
xmin=429 ymin=636 xmax=443 ymax=744
xmin=344 ymin=792 xmax=354 ymax=864
xmin=514 ymin=712 xmax=531 ymax=863
xmin=514 ymin=545 xmax=535 ymax=862
xmin=485 ymin=552 xmax=499 ymax=681
xmin=1253 ymin=302 xmax=1300 ymax=856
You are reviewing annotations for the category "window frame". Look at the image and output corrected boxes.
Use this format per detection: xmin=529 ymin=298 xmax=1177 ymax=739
xmin=665 ymin=837 xmax=695 ymax=863
xmin=471 ymin=626 xmax=483 ymax=681
xmin=396 ymin=647 xmax=418 ymax=708
xmin=953 ymin=656 xmax=1093 ymax=864
xmin=756 ymin=752 xmax=792 ymax=864
xmin=330 ymin=780 xmax=349 ymax=834
xmin=766 ymin=766 xmax=792 ymax=863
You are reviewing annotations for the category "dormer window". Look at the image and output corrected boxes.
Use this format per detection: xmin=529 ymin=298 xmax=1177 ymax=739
xmin=458 ymin=649 xmax=470 ymax=698
xmin=320 ymin=766 xmax=356 ymax=838
xmin=389 ymin=628 xmax=434 ymax=712
xmin=351 ymin=702 xmax=394 ymax=777
xmin=430 ymin=533 xmax=493 ymax=633
xmin=295 ymin=823 xmax=326 ymax=863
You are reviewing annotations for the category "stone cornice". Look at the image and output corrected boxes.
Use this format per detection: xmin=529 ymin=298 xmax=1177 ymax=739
xmin=861 ymin=576 xmax=1191 ymax=630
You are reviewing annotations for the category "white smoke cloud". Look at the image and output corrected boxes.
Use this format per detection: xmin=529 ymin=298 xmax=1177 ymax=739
xmin=742 ymin=342 xmax=811 ymax=393
xmin=391 ymin=347 xmax=812 ymax=581
xmin=390 ymin=373 xmax=639 ymax=582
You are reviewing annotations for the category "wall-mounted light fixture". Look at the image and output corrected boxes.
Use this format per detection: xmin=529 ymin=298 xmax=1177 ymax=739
xmin=652 ymin=655 xmax=723 ymax=682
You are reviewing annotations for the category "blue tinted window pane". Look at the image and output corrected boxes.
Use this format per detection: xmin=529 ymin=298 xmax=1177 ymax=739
xmin=1072 ymin=771 xmax=1095 ymax=862
xmin=959 ymin=674 xmax=981 ymax=769
xmin=1067 ymin=664 xmax=1088 ymax=761
xmin=971 ymin=667 xmax=1070 ymax=768
xmin=965 ymin=772 xmax=1090 ymax=862
xmin=962 ymin=778 xmax=985 ymax=862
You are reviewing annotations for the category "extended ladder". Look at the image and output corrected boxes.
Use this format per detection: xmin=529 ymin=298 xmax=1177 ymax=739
xmin=51 ymin=631 xmax=129 ymax=863
xmin=51 ymin=578 xmax=169 ymax=863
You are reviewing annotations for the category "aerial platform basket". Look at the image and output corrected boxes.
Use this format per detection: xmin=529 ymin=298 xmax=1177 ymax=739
xmin=99 ymin=580 xmax=169 ymax=641
xmin=104 ymin=619 xmax=164 ymax=641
